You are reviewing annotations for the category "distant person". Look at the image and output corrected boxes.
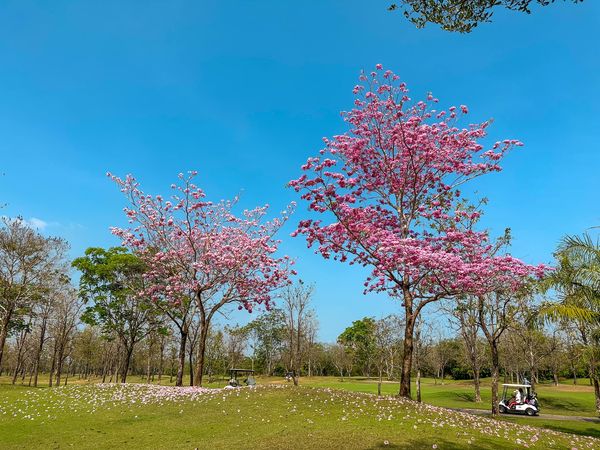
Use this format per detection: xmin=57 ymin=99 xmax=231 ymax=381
xmin=508 ymin=390 xmax=518 ymax=408
xmin=516 ymin=388 xmax=523 ymax=404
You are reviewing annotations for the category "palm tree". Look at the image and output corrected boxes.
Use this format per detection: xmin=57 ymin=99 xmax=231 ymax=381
xmin=544 ymin=232 xmax=600 ymax=416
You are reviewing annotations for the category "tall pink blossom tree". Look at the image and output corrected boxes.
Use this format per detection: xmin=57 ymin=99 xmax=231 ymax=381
xmin=108 ymin=171 xmax=294 ymax=386
xmin=289 ymin=65 xmax=546 ymax=398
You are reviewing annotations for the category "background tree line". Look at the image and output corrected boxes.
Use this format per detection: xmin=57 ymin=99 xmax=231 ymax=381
xmin=1 ymin=215 xmax=598 ymax=414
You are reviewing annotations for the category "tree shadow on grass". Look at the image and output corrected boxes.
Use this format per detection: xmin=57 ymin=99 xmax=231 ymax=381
xmin=454 ymin=392 xmax=475 ymax=402
xmin=367 ymin=437 xmax=468 ymax=450
xmin=541 ymin=397 xmax=586 ymax=413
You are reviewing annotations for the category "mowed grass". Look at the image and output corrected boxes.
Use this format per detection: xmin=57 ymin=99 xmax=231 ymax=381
xmin=1 ymin=382 xmax=599 ymax=450
xmin=291 ymin=376 xmax=598 ymax=417
xmin=285 ymin=376 xmax=600 ymax=440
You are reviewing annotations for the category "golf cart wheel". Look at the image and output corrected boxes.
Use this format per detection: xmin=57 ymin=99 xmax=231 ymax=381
xmin=525 ymin=408 xmax=535 ymax=416
xmin=499 ymin=405 xmax=507 ymax=414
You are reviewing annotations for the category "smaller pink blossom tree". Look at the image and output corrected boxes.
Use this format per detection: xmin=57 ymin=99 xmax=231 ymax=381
xmin=289 ymin=65 xmax=546 ymax=398
xmin=108 ymin=171 xmax=294 ymax=386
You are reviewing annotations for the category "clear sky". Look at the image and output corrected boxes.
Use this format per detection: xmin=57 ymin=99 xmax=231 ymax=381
xmin=0 ymin=1 xmax=598 ymax=342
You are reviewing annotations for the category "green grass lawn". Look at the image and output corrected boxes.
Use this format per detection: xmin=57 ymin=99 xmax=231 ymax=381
xmin=37 ymin=373 xmax=595 ymax=419
xmin=2 ymin=374 xmax=599 ymax=447
xmin=1 ymin=382 xmax=599 ymax=450
xmin=291 ymin=376 xmax=598 ymax=417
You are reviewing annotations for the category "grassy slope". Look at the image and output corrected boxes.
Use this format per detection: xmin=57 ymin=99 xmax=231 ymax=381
xmin=294 ymin=377 xmax=598 ymax=417
xmin=1 ymin=383 xmax=599 ymax=450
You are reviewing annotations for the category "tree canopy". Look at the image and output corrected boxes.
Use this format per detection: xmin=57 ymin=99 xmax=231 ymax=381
xmin=388 ymin=0 xmax=583 ymax=33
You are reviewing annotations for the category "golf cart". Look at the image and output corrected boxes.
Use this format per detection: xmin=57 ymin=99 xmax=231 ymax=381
xmin=228 ymin=368 xmax=256 ymax=387
xmin=499 ymin=383 xmax=540 ymax=416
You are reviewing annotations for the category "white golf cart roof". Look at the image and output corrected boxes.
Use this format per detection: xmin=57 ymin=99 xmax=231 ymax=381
xmin=502 ymin=383 xmax=531 ymax=388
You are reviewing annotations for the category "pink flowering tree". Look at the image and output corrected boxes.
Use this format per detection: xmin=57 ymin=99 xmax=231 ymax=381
xmin=108 ymin=171 xmax=294 ymax=386
xmin=289 ymin=65 xmax=546 ymax=398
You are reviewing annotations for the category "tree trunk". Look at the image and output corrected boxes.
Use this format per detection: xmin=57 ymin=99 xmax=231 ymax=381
xmin=193 ymin=317 xmax=209 ymax=386
xmin=12 ymin=327 xmax=29 ymax=385
xmin=176 ymin=330 xmax=187 ymax=387
xmin=33 ymin=318 xmax=47 ymax=387
xmin=146 ymin=344 xmax=152 ymax=383
xmin=55 ymin=343 xmax=65 ymax=387
xmin=188 ymin=346 xmax=194 ymax=386
xmin=474 ymin=368 xmax=481 ymax=403
xmin=158 ymin=335 xmax=165 ymax=383
xmin=49 ymin=341 xmax=58 ymax=387
xmin=594 ymin=377 xmax=600 ymax=418
xmin=416 ymin=369 xmax=422 ymax=403
xmin=398 ymin=310 xmax=416 ymax=398
xmin=378 ymin=369 xmax=382 ymax=396
xmin=0 ymin=307 xmax=14 ymax=368
xmin=490 ymin=341 xmax=500 ymax=416
xmin=121 ymin=343 xmax=134 ymax=383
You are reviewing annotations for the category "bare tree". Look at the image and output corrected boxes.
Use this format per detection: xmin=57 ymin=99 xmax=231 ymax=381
xmin=0 ymin=218 xmax=68 ymax=368
xmin=373 ymin=315 xmax=402 ymax=396
xmin=454 ymin=297 xmax=486 ymax=402
xmin=282 ymin=281 xmax=314 ymax=385
xmin=413 ymin=318 xmax=432 ymax=403
xmin=49 ymin=288 xmax=81 ymax=386
xmin=477 ymin=291 xmax=524 ymax=415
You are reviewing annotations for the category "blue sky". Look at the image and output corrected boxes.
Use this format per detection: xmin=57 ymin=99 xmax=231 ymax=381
xmin=0 ymin=1 xmax=598 ymax=341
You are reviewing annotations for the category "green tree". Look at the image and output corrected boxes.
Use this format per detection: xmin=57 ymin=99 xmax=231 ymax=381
xmin=338 ymin=317 xmax=377 ymax=377
xmin=72 ymin=247 xmax=157 ymax=383
xmin=544 ymin=232 xmax=600 ymax=416
xmin=389 ymin=0 xmax=582 ymax=33
xmin=245 ymin=308 xmax=287 ymax=375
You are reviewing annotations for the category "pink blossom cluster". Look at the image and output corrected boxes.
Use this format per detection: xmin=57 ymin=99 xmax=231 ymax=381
xmin=107 ymin=171 xmax=295 ymax=312
xmin=289 ymin=65 xmax=547 ymax=298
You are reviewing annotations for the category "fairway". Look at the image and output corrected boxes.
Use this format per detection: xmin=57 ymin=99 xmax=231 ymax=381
xmin=295 ymin=377 xmax=600 ymax=418
xmin=1 ymin=383 xmax=599 ymax=450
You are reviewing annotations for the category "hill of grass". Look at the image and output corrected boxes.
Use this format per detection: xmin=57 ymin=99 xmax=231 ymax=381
xmin=0 ymin=383 xmax=598 ymax=449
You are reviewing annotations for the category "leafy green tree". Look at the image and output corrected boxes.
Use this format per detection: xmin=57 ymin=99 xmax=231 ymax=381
xmin=388 ymin=0 xmax=582 ymax=33
xmin=72 ymin=247 xmax=158 ymax=383
xmin=338 ymin=317 xmax=377 ymax=377
xmin=245 ymin=308 xmax=287 ymax=375
xmin=544 ymin=232 xmax=600 ymax=415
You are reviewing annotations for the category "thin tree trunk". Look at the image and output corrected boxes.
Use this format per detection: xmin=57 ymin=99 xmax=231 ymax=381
xmin=33 ymin=318 xmax=47 ymax=387
xmin=193 ymin=317 xmax=209 ymax=386
xmin=55 ymin=342 xmax=66 ymax=387
xmin=490 ymin=341 xmax=500 ymax=416
xmin=12 ymin=328 xmax=29 ymax=385
xmin=158 ymin=335 xmax=165 ymax=383
xmin=594 ymin=377 xmax=600 ymax=418
xmin=121 ymin=343 xmax=134 ymax=383
xmin=0 ymin=307 xmax=14 ymax=369
xmin=416 ymin=369 xmax=422 ymax=403
xmin=176 ymin=330 xmax=187 ymax=387
xmin=189 ymin=347 xmax=194 ymax=386
xmin=49 ymin=341 xmax=58 ymax=387
xmin=474 ymin=368 xmax=481 ymax=403
xmin=399 ymin=309 xmax=416 ymax=398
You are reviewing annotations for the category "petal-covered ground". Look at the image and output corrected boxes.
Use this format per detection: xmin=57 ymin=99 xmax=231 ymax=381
xmin=0 ymin=384 xmax=598 ymax=449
